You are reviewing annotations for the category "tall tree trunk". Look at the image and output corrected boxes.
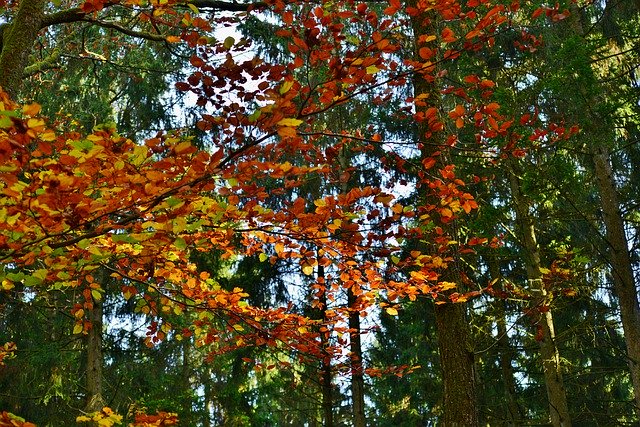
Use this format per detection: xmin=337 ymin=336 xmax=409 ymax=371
xmin=592 ymin=146 xmax=640 ymax=417
xmin=348 ymin=288 xmax=366 ymax=427
xmin=0 ymin=0 xmax=46 ymax=97
xmin=565 ymin=4 xmax=640 ymax=417
xmin=433 ymin=303 xmax=477 ymax=425
xmin=338 ymin=148 xmax=367 ymax=427
xmin=181 ymin=338 xmax=193 ymax=422
xmin=318 ymin=263 xmax=334 ymax=427
xmin=85 ymin=298 xmax=105 ymax=412
xmin=507 ymin=163 xmax=571 ymax=427
xmin=408 ymin=3 xmax=478 ymax=425
xmin=488 ymin=258 xmax=523 ymax=425
xmin=203 ymin=367 xmax=215 ymax=427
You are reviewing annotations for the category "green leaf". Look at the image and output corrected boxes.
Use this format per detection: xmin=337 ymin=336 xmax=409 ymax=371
xmin=223 ymin=36 xmax=235 ymax=49
xmin=174 ymin=237 xmax=187 ymax=250
xmin=71 ymin=139 xmax=94 ymax=151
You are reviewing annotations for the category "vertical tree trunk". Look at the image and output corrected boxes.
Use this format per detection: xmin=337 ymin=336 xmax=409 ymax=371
xmin=338 ymin=148 xmax=367 ymax=427
xmin=592 ymin=146 xmax=640 ymax=417
xmin=564 ymin=5 xmax=640 ymax=417
xmin=203 ymin=368 xmax=214 ymax=427
xmin=348 ymin=288 xmax=366 ymax=427
xmin=508 ymin=164 xmax=572 ymax=427
xmin=181 ymin=339 xmax=193 ymax=422
xmin=434 ymin=303 xmax=477 ymax=426
xmin=488 ymin=259 xmax=523 ymax=425
xmin=0 ymin=0 xmax=46 ymax=97
xmin=85 ymin=298 xmax=105 ymax=412
xmin=408 ymin=3 xmax=478 ymax=425
xmin=318 ymin=263 xmax=334 ymax=427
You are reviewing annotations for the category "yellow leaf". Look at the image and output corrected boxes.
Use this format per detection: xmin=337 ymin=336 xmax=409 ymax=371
xmin=40 ymin=130 xmax=56 ymax=141
xmin=279 ymin=80 xmax=294 ymax=94
xmin=232 ymin=324 xmax=244 ymax=331
xmin=2 ymin=280 xmax=14 ymax=291
xmin=439 ymin=281 xmax=457 ymax=291
xmin=385 ymin=307 xmax=398 ymax=316
xmin=27 ymin=118 xmax=45 ymax=129
xmin=166 ymin=35 xmax=182 ymax=43
xmin=301 ymin=264 xmax=314 ymax=276
xmin=187 ymin=2 xmax=200 ymax=13
xmin=73 ymin=323 xmax=83 ymax=334
xmin=277 ymin=118 xmax=303 ymax=127
xmin=280 ymin=161 xmax=293 ymax=173
xmin=366 ymin=65 xmax=380 ymax=74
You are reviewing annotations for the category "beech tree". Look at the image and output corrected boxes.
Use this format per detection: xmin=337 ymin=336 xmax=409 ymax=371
xmin=1 ymin=0 xmax=639 ymax=425
xmin=0 ymin=0 xmax=494 ymax=423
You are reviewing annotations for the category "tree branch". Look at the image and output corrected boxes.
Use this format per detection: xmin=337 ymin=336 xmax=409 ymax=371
xmin=189 ymin=0 xmax=267 ymax=11
xmin=82 ymin=17 xmax=168 ymax=42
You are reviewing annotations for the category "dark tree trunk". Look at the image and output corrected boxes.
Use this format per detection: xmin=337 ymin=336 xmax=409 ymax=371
xmin=434 ymin=302 xmax=477 ymax=426
xmin=0 ymin=0 xmax=46 ymax=97
xmin=593 ymin=146 xmax=640 ymax=418
xmin=407 ymin=3 xmax=479 ymax=424
xmin=488 ymin=258 xmax=524 ymax=425
xmin=508 ymin=162 xmax=572 ymax=427
xmin=348 ymin=288 xmax=366 ymax=427
xmin=318 ymin=263 xmax=334 ymax=427
xmin=85 ymin=298 xmax=105 ymax=412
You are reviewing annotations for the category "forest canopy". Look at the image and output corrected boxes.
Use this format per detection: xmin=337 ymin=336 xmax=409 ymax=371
xmin=0 ymin=0 xmax=639 ymax=425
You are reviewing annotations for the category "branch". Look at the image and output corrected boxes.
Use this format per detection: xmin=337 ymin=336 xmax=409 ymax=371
xmin=41 ymin=7 xmax=86 ymax=28
xmin=188 ymin=0 xmax=267 ymax=11
xmin=82 ymin=17 xmax=168 ymax=42
xmin=40 ymin=0 xmax=267 ymax=31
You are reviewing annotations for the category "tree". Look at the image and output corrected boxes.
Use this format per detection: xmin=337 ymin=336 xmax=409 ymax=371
xmin=4 ymin=0 xmax=635 ymax=424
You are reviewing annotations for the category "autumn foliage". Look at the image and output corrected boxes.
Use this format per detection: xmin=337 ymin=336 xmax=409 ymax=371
xmin=0 ymin=0 xmax=594 ymax=423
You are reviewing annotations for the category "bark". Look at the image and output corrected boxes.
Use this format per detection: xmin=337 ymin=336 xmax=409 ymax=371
xmin=0 ymin=0 xmax=47 ymax=97
xmin=565 ymin=4 xmax=640 ymax=418
xmin=434 ymin=303 xmax=477 ymax=426
xmin=318 ymin=263 xmax=334 ymax=427
xmin=85 ymin=298 xmax=105 ymax=412
xmin=508 ymin=163 xmax=571 ymax=427
xmin=592 ymin=146 xmax=640 ymax=418
xmin=488 ymin=259 xmax=523 ymax=425
xmin=337 ymin=149 xmax=367 ymax=427
xmin=408 ymin=4 xmax=479 ymax=424
xmin=348 ymin=288 xmax=366 ymax=427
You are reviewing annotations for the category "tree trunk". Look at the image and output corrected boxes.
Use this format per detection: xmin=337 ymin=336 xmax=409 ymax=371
xmin=406 ymin=3 xmax=479 ymax=425
xmin=85 ymin=298 xmax=105 ymax=412
xmin=508 ymin=163 xmax=572 ymax=427
xmin=407 ymin=3 xmax=479 ymax=425
xmin=318 ymin=263 xmax=334 ymax=427
xmin=434 ymin=303 xmax=477 ymax=425
xmin=0 ymin=0 xmax=46 ymax=97
xmin=592 ymin=146 xmax=640 ymax=418
xmin=488 ymin=259 xmax=523 ymax=425
xmin=348 ymin=288 xmax=366 ymax=427
xmin=337 ymin=148 xmax=367 ymax=427
xmin=565 ymin=4 xmax=640 ymax=417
